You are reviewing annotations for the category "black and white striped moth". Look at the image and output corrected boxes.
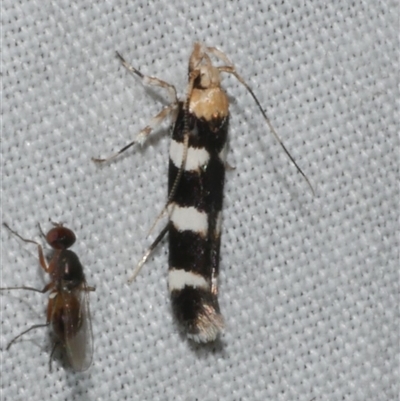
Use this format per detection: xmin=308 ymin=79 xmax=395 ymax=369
xmin=94 ymin=43 xmax=312 ymax=342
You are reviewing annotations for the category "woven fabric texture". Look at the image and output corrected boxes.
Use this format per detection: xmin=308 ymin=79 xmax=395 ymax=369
xmin=2 ymin=1 xmax=398 ymax=400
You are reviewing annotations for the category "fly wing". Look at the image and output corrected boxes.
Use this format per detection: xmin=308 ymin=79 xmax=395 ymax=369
xmin=62 ymin=282 xmax=94 ymax=372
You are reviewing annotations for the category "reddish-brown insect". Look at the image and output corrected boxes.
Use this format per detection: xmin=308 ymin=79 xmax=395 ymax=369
xmin=1 ymin=223 xmax=94 ymax=371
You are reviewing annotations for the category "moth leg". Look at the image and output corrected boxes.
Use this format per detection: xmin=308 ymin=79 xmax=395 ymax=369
xmin=92 ymin=52 xmax=179 ymax=163
xmin=116 ymin=51 xmax=178 ymax=104
xmin=128 ymin=223 xmax=169 ymax=283
xmin=92 ymin=104 xmax=178 ymax=163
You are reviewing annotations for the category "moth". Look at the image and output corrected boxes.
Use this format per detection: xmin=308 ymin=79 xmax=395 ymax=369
xmin=94 ymin=43 xmax=312 ymax=342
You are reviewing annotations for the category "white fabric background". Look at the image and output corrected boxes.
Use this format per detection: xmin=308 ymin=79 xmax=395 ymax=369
xmin=1 ymin=1 xmax=398 ymax=400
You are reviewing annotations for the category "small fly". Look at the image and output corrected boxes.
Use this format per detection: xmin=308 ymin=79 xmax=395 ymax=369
xmin=1 ymin=223 xmax=95 ymax=371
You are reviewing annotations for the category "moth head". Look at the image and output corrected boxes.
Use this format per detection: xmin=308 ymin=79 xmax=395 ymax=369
xmin=189 ymin=43 xmax=221 ymax=89
xmin=197 ymin=65 xmax=221 ymax=89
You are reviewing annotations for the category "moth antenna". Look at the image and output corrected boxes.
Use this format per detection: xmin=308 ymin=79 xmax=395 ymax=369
xmin=147 ymin=132 xmax=189 ymax=238
xmin=219 ymin=66 xmax=315 ymax=196
xmin=147 ymin=67 xmax=200 ymax=236
xmin=167 ymin=134 xmax=189 ymax=206
xmin=172 ymin=67 xmax=199 ymax=199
